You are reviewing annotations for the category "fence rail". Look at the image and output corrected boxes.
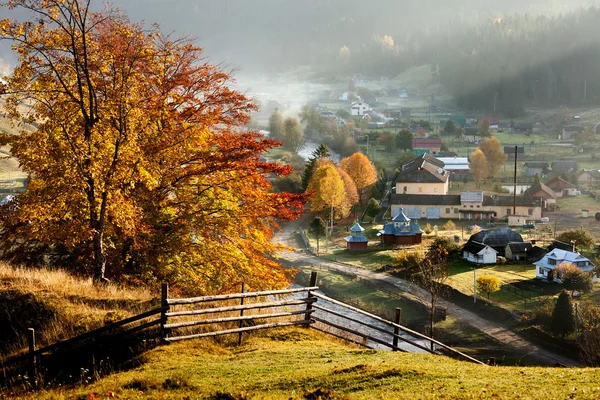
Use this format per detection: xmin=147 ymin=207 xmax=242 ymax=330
xmin=3 ymin=272 xmax=484 ymax=390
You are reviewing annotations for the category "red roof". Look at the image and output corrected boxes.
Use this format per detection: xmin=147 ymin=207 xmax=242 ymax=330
xmin=412 ymin=138 xmax=442 ymax=149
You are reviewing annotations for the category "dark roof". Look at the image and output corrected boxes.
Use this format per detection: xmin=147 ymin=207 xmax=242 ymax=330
xmin=506 ymin=242 xmax=533 ymax=253
xmin=437 ymin=151 xmax=457 ymax=157
xmin=468 ymin=229 xmax=524 ymax=250
xmin=578 ymin=169 xmax=600 ymax=180
xmin=551 ymin=160 xmax=578 ymax=173
xmin=514 ymin=122 xmax=533 ymax=130
xmin=380 ymin=220 xmax=422 ymax=236
xmin=463 ymin=241 xmax=489 ymax=254
xmin=398 ymin=155 xmax=448 ymax=184
xmin=545 ymin=176 xmax=577 ymax=189
xmin=390 ymin=194 xmax=461 ymax=206
xmin=412 ymin=138 xmax=442 ymax=149
xmin=504 ymin=146 xmax=524 ymax=154
xmin=528 ymin=246 xmax=548 ymax=262
xmin=524 ymin=162 xmax=549 ymax=169
xmin=548 ymin=240 xmax=572 ymax=251
xmin=482 ymin=195 xmax=541 ymax=207
xmin=523 ymin=182 xmax=556 ymax=199
xmin=563 ymin=125 xmax=584 ymax=132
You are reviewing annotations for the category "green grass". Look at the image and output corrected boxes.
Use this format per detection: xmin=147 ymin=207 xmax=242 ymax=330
xmin=29 ymin=328 xmax=600 ymax=399
xmin=556 ymin=195 xmax=600 ymax=212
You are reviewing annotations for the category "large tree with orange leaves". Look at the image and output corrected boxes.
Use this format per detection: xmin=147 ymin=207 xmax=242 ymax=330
xmin=340 ymin=152 xmax=377 ymax=205
xmin=0 ymin=0 xmax=304 ymax=293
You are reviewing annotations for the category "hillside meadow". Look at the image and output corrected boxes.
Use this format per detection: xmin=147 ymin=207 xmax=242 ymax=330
xmin=12 ymin=327 xmax=600 ymax=400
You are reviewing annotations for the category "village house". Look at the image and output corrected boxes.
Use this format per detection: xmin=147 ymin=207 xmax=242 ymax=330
xmin=344 ymin=221 xmax=369 ymax=250
xmin=378 ymin=208 xmax=423 ymax=245
xmin=412 ymin=138 xmax=442 ymax=155
xmin=396 ymin=154 xmax=449 ymax=195
xmin=512 ymin=122 xmax=533 ymax=133
xmin=561 ymin=125 xmax=584 ymax=140
xmin=545 ymin=177 xmax=578 ymax=197
xmin=576 ymin=169 xmax=600 ymax=188
xmin=389 ymin=191 xmax=542 ymax=220
xmin=523 ymin=162 xmax=549 ymax=177
xmin=505 ymin=242 xmax=533 ymax=261
xmin=434 ymin=156 xmax=472 ymax=181
xmin=550 ymin=160 xmax=578 ymax=176
xmin=465 ymin=228 xmax=524 ymax=257
xmin=534 ymin=248 xmax=596 ymax=281
xmin=350 ymin=101 xmax=371 ymax=116
xmin=463 ymin=241 xmax=498 ymax=264
xmin=523 ymin=182 xmax=557 ymax=210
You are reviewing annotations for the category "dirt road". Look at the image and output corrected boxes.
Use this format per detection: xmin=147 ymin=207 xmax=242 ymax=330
xmin=274 ymin=221 xmax=581 ymax=367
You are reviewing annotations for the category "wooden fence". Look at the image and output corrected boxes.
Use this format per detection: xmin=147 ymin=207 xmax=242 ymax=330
xmin=2 ymin=272 xmax=483 ymax=389
xmin=1 ymin=306 xmax=165 ymax=389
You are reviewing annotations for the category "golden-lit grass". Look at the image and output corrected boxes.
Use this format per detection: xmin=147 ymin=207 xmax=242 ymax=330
xmin=0 ymin=263 xmax=155 ymax=355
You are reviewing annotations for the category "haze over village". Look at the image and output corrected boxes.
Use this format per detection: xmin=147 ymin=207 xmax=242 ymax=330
xmin=4 ymin=0 xmax=600 ymax=399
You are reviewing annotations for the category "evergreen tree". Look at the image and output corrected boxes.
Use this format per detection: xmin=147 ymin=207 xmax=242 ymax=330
xmin=371 ymin=169 xmax=388 ymax=199
xmin=301 ymin=144 xmax=330 ymax=191
xmin=309 ymin=217 xmax=326 ymax=255
xmin=551 ymin=290 xmax=575 ymax=338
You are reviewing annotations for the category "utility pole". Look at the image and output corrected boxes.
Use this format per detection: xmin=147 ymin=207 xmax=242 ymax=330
xmin=513 ymin=145 xmax=518 ymax=216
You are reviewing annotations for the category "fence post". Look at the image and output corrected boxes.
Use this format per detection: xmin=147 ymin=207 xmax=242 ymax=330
xmin=160 ymin=283 xmax=169 ymax=342
xmin=392 ymin=308 xmax=402 ymax=351
xmin=304 ymin=272 xmax=318 ymax=325
xmin=238 ymin=282 xmax=245 ymax=346
xmin=27 ymin=328 xmax=37 ymax=389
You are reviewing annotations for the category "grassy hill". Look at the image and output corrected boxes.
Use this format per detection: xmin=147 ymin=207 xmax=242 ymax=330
xmin=24 ymin=328 xmax=600 ymax=400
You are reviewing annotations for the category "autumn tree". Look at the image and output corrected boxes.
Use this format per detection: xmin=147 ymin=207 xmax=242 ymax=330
xmin=557 ymin=229 xmax=596 ymax=250
xmin=0 ymin=0 xmax=305 ymax=292
xmin=477 ymin=119 xmax=491 ymax=137
xmin=269 ymin=109 xmax=284 ymax=142
xmin=340 ymin=153 xmax=377 ymax=206
xmin=469 ymin=149 xmax=487 ymax=187
xmin=416 ymin=243 xmax=449 ymax=348
xmin=553 ymin=264 xmax=594 ymax=295
xmin=282 ymin=117 xmax=304 ymax=152
xmin=309 ymin=217 xmax=326 ymax=255
xmin=479 ymin=137 xmax=507 ymax=178
xmin=301 ymin=144 xmax=330 ymax=191
xmin=476 ymin=276 xmax=500 ymax=299
xmin=334 ymin=163 xmax=359 ymax=219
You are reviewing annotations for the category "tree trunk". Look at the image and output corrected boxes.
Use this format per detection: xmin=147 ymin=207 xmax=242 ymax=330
xmin=93 ymin=229 xmax=107 ymax=283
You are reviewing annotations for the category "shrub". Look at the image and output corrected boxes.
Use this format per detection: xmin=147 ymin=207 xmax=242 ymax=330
xmin=550 ymin=290 xmax=575 ymax=338
xmin=476 ymin=276 xmax=500 ymax=299
xmin=423 ymin=223 xmax=433 ymax=235
xmin=443 ymin=220 xmax=456 ymax=231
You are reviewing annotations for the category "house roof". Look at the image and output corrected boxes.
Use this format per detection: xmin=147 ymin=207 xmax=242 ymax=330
xmin=463 ymin=241 xmax=497 ymax=255
xmin=578 ymin=169 xmax=600 ymax=180
xmin=482 ymin=195 xmax=541 ymax=207
xmin=528 ymin=246 xmax=548 ymax=262
xmin=392 ymin=208 xmax=410 ymax=223
xmin=563 ymin=125 xmax=585 ymax=132
xmin=461 ymin=192 xmax=483 ymax=203
xmin=412 ymin=138 xmax=442 ymax=149
xmin=524 ymin=162 xmax=549 ymax=169
xmin=380 ymin=220 xmax=422 ymax=236
xmin=344 ymin=235 xmax=369 ymax=243
xmin=545 ymin=176 xmax=577 ymax=189
xmin=551 ymin=160 xmax=578 ymax=173
xmin=523 ymin=182 xmax=557 ymax=199
xmin=504 ymin=146 xmax=524 ymax=154
xmin=548 ymin=240 xmax=572 ymax=251
xmin=468 ymin=229 xmax=524 ymax=250
xmin=397 ymin=154 xmax=449 ymax=184
xmin=390 ymin=194 xmax=461 ymax=206
xmin=534 ymin=249 xmax=595 ymax=272
xmin=506 ymin=242 xmax=533 ymax=253
xmin=350 ymin=222 xmax=365 ymax=233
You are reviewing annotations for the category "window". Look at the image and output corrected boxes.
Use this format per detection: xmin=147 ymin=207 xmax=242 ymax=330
xmin=476 ymin=205 xmax=480 ymax=208
xmin=528 ymin=208 xmax=533 ymax=216
xmin=403 ymin=186 xmax=408 ymax=194
xmin=470 ymin=205 xmax=474 ymax=208
xmin=434 ymin=187 xmax=438 ymax=193
xmin=454 ymin=209 xmax=459 ymax=214
xmin=446 ymin=208 xmax=450 ymax=214
xmin=506 ymin=209 xmax=511 ymax=215
xmin=548 ymin=258 xmax=557 ymax=265
xmin=539 ymin=268 xmax=545 ymax=276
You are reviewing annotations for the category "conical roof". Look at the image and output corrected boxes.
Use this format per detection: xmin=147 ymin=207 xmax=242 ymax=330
xmin=392 ymin=207 xmax=410 ymax=223
xmin=350 ymin=221 xmax=365 ymax=232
